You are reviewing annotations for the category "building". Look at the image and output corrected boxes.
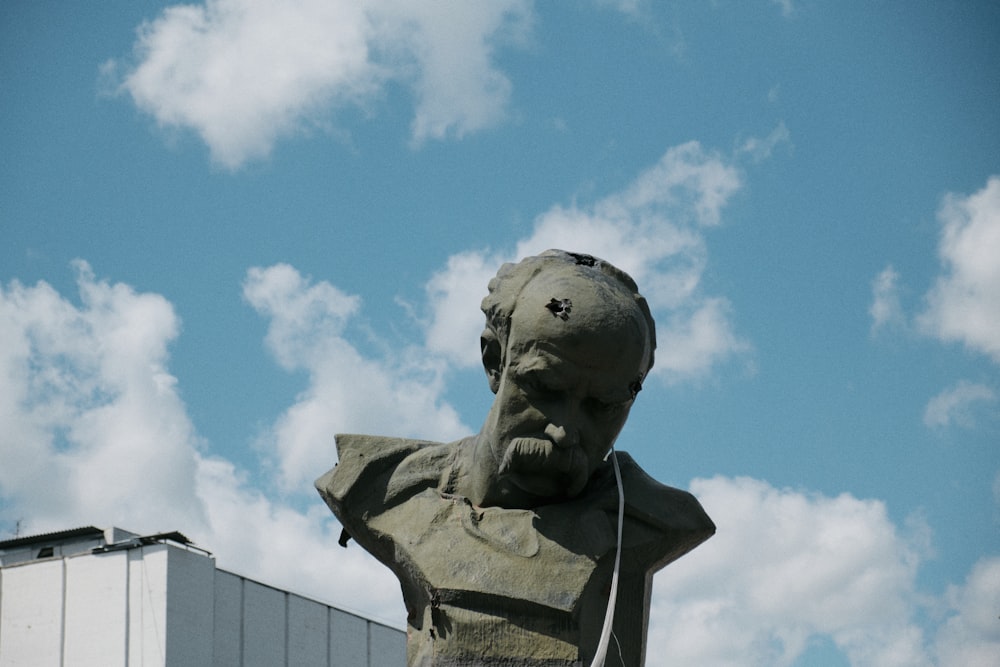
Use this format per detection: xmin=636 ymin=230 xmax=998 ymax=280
xmin=0 ymin=527 xmax=405 ymax=666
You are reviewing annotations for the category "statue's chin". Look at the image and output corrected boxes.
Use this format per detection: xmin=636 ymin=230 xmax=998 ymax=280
xmin=507 ymin=471 xmax=581 ymax=502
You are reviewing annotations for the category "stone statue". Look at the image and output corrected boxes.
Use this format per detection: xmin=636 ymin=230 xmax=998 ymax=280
xmin=317 ymin=250 xmax=714 ymax=666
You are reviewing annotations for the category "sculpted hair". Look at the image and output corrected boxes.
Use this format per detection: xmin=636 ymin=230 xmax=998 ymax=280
xmin=480 ymin=249 xmax=657 ymax=372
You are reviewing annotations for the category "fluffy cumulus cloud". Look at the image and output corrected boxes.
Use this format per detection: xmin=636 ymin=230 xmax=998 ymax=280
xmin=923 ymin=380 xmax=997 ymax=429
xmin=244 ymin=264 xmax=468 ymax=493
xmin=109 ymin=0 xmax=531 ymax=167
xmin=919 ymin=176 xmax=1000 ymax=364
xmin=934 ymin=556 xmax=1000 ymax=666
xmin=422 ymin=249 xmax=502 ymax=368
xmin=376 ymin=1 xmax=531 ymax=145
xmin=650 ymin=477 xmax=934 ymax=666
xmin=423 ymin=140 xmax=749 ymax=382
xmin=0 ymin=261 xmax=203 ymax=531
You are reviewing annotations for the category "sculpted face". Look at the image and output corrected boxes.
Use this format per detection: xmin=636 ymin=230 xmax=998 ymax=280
xmin=480 ymin=268 xmax=652 ymax=506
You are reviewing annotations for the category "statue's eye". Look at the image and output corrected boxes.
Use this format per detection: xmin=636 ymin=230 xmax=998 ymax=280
xmin=519 ymin=374 xmax=556 ymax=399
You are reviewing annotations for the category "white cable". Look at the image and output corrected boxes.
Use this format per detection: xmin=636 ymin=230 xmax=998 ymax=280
xmin=589 ymin=448 xmax=624 ymax=667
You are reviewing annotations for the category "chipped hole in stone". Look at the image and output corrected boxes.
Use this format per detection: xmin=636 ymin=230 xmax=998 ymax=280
xmin=545 ymin=297 xmax=572 ymax=320
xmin=567 ymin=252 xmax=597 ymax=267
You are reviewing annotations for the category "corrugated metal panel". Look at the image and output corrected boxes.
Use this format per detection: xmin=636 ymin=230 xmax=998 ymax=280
xmin=0 ymin=526 xmax=103 ymax=550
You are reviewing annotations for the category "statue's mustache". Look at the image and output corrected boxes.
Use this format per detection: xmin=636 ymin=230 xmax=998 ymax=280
xmin=499 ymin=437 xmax=554 ymax=473
xmin=498 ymin=437 xmax=589 ymax=495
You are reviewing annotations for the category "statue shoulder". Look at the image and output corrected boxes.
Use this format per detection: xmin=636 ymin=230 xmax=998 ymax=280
xmin=315 ymin=434 xmax=454 ymax=520
xmin=599 ymin=451 xmax=716 ymax=569
xmin=615 ymin=452 xmax=714 ymax=532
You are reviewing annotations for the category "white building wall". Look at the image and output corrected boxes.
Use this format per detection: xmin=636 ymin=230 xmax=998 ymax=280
xmin=128 ymin=546 xmax=169 ymax=666
xmin=212 ymin=570 xmax=243 ymax=665
xmin=329 ymin=609 xmax=369 ymax=666
xmin=209 ymin=569 xmax=407 ymax=666
xmin=164 ymin=546 xmax=214 ymax=665
xmin=370 ymin=623 xmax=406 ymax=666
xmin=0 ymin=533 xmax=405 ymax=667
xmin=242 ymin=580 xmax=286 ymax=667
xmin=63 ymin=551 xmax=129 ymax=667
xmin=0 ymin=558 xmax=65 ymax=666
xmin=288 ymin=595 xmax=327 ymax=665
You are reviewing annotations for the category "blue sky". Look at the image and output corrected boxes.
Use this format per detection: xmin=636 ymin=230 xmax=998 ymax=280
xmin=2 ymin=2 xmax=998 ymax=664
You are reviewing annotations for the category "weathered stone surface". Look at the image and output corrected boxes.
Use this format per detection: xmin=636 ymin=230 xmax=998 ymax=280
xmin=317 ymin=250 xmax=714 ymax=666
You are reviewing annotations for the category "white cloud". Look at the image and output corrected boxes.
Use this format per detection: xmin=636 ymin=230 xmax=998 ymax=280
xmin=242 ymin=263 xmax=361 ymax=370
xmin=650 ymin=476 xmax=933 ymax=666
xmin=923 ymin=380 xmax=997 ymax=429
xmin=611 ymin=140 xmax=744 ymax=229
xmin=422 ymin=140 xmax=749 ymax=381
xmin=919 ymin=176 xmax=1000 ymax=364
xmin=0 ymin=261 xmax=203 ymax=531
xmin=244 ymin=264 xmax=469 ymax=493
xmin=422 ymin=250 xmax=503 ymax=367
xmin=110 ymin=0 xmax=530 ymax=168
xmin=933 ymin=556 xmax=1000 ymax=667
xmin=737 ymin=121 xmax=792 ymax=163
xmin=654 ymin=298 xmax=749 ymax=379
xmin=870 ymin=264 xmax=905 ymax=334
xmin=375 ymin=1 xmax=532 ymax=145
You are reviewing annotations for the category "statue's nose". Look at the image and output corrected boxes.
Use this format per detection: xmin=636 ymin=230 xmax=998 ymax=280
xmin=544 ymin=422 xmax=579 ymax=448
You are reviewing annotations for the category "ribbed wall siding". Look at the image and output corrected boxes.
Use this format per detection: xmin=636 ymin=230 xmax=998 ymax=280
xmin=0 ymin=543 xmax=404 ymax=666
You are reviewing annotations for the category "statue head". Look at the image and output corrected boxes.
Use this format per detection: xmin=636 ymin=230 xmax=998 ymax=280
xmin=474 ymin=250 xmax=656 ymax=507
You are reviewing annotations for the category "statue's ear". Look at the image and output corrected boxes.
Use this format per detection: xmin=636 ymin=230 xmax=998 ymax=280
xmin=480 ymin=331 xmax=502 ymax=394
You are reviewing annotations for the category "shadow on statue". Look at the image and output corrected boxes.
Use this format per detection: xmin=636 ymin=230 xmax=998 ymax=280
xmin=318 ymin=250 xmax=714 ymax=666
